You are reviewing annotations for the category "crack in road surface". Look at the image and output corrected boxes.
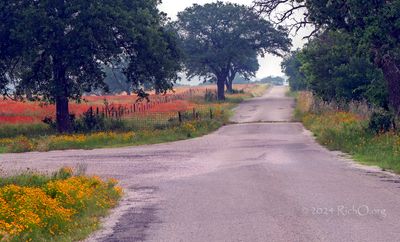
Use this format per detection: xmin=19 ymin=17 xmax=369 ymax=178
xmin=2 ymin=86 xmax=400 ymax=241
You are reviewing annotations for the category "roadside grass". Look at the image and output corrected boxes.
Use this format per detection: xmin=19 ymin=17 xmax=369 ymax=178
xmin=0 ymin=167 xmax=122 ymax=241
xmin=0 ymin=123 xmax=55 ymax=139
xmin=0 ymin=85 xmax=266 ymax=153
xmin=0 ymin=111 xmax=228 ymax=153
xmin=295 ymin=91 xmax=400 ymax=173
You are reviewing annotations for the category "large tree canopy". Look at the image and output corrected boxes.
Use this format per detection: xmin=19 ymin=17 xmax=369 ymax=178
xmin=298 ymin=31 xmax=387 ymax=105
xmin=255 ymin=0 xmax=400 ymax=113
xmin=174 ymin=2 xmax=291 ymax=100
xmin=0 ymin=0 xmax=182 ymax=132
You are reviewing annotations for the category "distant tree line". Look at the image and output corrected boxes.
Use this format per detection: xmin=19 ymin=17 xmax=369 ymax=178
xmin=257 ymin=76 xmax=285 ymax=86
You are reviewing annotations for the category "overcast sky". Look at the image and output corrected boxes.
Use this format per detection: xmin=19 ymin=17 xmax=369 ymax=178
xmin=159 ymin=0 xmax=312 ymax=80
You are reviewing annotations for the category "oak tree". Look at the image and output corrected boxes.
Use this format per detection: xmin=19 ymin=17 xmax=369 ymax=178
xmin=255 ymin=0 xmax=400 ymax=113
xmin=175 ymin=2 xmax=291 ymax=100
xmin=0 ymin=0 xmax=181 ymax=132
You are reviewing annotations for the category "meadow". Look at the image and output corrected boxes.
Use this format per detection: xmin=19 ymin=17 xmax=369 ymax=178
xmin=295 ymin=91 xmax=400 ymax=173
xmin=0 ymin=84 xmax=267 ymax=153
xmin=0 ymin=85 xmax=214 ymax=126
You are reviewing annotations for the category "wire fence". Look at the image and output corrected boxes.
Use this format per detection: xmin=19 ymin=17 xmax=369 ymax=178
xmin=82 ymin=88 xmax=221 ymax=130
xmin=112 ymin=106 xmax=221 ymax=130
xmin=86 ymin=88 xmax=216 ymax=120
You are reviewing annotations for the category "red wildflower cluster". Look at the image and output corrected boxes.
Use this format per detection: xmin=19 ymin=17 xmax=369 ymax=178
xmin=0 ymin=86 xmax=213 ymax=125
xmin=148 ymin=100 xmax=196 ymax=113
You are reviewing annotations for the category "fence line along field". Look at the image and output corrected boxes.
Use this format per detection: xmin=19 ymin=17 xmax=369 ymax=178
xmin=0 ymin=84 xmax=265 ymax=153
xmin=0 ymin=86 xmax=211 ymax=124
xmin=0 ymin=85 xmax=255 ymax=125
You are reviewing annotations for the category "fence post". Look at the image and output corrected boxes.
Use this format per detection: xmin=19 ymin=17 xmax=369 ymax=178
xmin=178 ymin=111 xmax=182 ymax=123
xmin=210 ymin=108 xmax=213 ymax=119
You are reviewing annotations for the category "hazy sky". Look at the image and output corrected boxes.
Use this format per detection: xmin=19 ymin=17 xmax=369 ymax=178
xmin=159 ymin=0 xmax=312 ymax=80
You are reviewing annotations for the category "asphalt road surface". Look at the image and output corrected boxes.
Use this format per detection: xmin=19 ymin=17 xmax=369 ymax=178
xmin=1 ymin=86 xmax=400 ymax=242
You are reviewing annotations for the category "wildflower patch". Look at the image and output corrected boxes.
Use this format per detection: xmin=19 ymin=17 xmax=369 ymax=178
xmin=0 ymin=168 xmax=122 ymax=241
xmin=295 ymin=92 xmax=400 ymax=174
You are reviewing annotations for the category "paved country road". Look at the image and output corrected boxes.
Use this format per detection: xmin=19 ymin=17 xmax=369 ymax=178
xmin=2 ymin=86 xmax=400 ymax=242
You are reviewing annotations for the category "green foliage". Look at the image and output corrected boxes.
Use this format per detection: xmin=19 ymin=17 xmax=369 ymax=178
xmin=301 ymin=32 xmax=377 ymax=102
xmin=257 ymin=0 xmax=400 ymax=113
xmin=174 ymin=2 xmax=291 ymax=100
xmin=368 ymin=111 xmax=394 ymax=134
xmin=284 ymin=31 xmax=387 ymax=107
xmin=258 ymin=76 xmax=285 ymax=86
xmin=43 ymin=112 xmax=108 ymax=133
xmin=281 ymin=51 xmax=307 ymax=91
xmin=75 ymin=110 xmax=106 ymax=132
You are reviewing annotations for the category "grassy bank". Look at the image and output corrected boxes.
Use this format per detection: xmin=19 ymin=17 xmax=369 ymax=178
xmin=0 ymin=168 xmax=122 ymax=241
xmin=0 ymin=85 xmax=267 ymax=153
xmin=295 ymin=91 xmax=400 ymax=173
xmin=0 ymin=107 xmax=228 ymax=153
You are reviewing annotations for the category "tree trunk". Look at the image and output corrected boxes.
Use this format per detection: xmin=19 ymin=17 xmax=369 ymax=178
xmin=379 ymin=55 xmax=400 ymax=114
xmin=226 ymin=79 xmax=233 ymax=93
xmin=56 ymin=95 xmax=70 ymax=133
xmin=25 ymin=88 xmax=33 ymax=100
xmin=217 ymin=77 xmax=225 ymax=100
xmin=54 ymin=59 xmax=70 ymax=133
xmin=226 ymin=68 xmax=236 ymax=93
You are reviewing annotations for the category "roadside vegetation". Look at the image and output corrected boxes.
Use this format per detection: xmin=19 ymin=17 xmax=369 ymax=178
xmin=0 ymin=85 xmax=267 ymax=154
xmin=295 ymin=92 xmax=400 ymax=173
xmin=262 ymin=0 xmax=400 ymax=173
xmin=0 ymin=167 xmax=122 ymax=241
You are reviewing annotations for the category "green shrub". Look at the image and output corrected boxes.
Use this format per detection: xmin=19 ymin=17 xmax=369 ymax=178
xmin=78 ymin=109 xmax=106 ymax=131
xmin=368 ymin=111 xmax=394 ymax=133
